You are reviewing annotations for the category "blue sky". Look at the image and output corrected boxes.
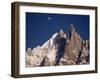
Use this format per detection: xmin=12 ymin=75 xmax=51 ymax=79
xmin=26 ymin=12 xmax=89 ymax=49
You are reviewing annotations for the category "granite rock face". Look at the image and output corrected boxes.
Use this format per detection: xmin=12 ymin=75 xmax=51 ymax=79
xmin=62 ymin=24 xmax=82 ymax=65
xmin=26 ymin=24 xmax=89 ymax=67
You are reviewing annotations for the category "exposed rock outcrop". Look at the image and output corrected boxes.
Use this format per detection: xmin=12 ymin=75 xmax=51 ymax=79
xmin=26 ymin=24 xmax=89 ymax=67
xmin=62 ymin=24 xmax=82 ymax=65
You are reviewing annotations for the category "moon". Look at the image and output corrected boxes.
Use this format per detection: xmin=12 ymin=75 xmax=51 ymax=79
xmin=48 ymin=17 xmax=52 ymax=20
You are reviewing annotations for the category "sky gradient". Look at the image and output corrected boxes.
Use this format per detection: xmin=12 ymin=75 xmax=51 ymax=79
xmin=26 ymin=12 xmax=89 ymax=49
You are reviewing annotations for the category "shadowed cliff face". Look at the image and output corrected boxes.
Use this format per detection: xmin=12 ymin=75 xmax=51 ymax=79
xmin=25 ymin=24 xmax=89 ymax=67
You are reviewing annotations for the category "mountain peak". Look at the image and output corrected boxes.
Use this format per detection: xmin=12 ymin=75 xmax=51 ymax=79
xmin=69 ymin=24 xmax=76 ymax=32
xmin=67 ymin=24 xmax=76 ymax=40
xmin=26 ymin=25 xmax=89 ymax=67
xmin=59 ymin=29 xmax=67 ymax=38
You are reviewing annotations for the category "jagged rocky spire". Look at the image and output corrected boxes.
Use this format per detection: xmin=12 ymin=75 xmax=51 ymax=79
xmin=67 ymin=24 xmax=76 ymax=40
xmin=25 ymin=24 xmax=89 ymax=67
xmin=69 ymin=24 xmax=76 ymax=32
xmin=63 ymin=24 xmax=82 ymax=62
xmin=59 ymin=29 xmax=67 ymax=38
